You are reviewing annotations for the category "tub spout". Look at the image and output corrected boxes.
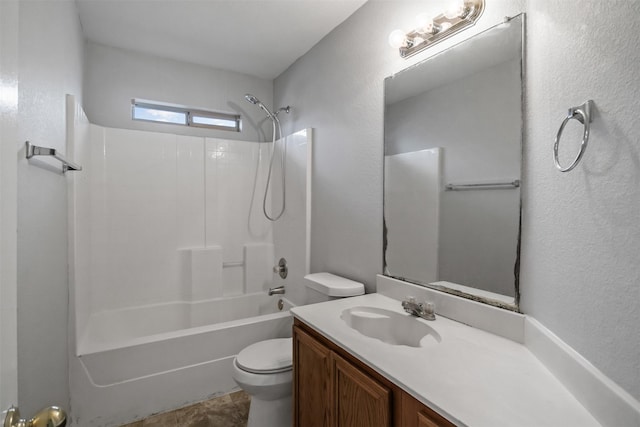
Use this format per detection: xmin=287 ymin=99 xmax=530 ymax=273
xmin=268 ymin=286 xmax=285 ymax=296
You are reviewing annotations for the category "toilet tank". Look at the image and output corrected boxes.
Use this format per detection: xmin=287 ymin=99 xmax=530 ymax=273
xmin=304 ymin=273 xmax=365 ymax=304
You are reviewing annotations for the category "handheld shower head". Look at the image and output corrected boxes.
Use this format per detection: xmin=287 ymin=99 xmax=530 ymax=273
xmin=243 ymin=92 xmax=291 ymax=222
xmin=244 ymin=94 xmax=260 ymax=105
xmin=244 ymin=93 xmax=275 ymax=119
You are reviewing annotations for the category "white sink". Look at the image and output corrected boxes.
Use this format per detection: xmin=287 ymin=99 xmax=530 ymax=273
xmin=340 ymin=306 xmax=441 ymax=347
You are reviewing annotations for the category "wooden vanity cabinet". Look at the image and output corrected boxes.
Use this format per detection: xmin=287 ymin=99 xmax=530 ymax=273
xmin=333 ymin=352 xmax=391 ymax=426
xmin=293 ymin=319 xmax=454 ymax=427
xmin=400 ymin=393 xmax=453 ymax=427
xmin=293 ymin=322 xmax=333 ymax=426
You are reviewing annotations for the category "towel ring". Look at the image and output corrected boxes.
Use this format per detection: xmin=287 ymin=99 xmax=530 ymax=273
xmin=553 ymin=100 xmax=593 ymax=172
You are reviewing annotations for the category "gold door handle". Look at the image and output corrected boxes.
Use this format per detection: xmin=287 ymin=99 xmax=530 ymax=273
xmin=3 ymin=406 xmax=66 ymax=427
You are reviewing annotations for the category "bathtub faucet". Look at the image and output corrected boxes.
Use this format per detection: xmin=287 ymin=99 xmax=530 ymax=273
xmin=268 ymin=286 xmax=285 ymax=296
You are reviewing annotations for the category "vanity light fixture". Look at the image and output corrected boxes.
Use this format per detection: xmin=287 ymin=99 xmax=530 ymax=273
xmin=388 ymin=0 xmax=485 ymax=58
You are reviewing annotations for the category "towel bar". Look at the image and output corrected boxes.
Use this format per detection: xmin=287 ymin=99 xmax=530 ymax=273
xmin=25 ymin=141 xmax=82 ymax=173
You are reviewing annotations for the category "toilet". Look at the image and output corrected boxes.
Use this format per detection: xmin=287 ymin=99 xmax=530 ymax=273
xmin=232 ymin=273 xmax=364 ymax=427
xmin=303 ymin=272 xmax=365 ymax=304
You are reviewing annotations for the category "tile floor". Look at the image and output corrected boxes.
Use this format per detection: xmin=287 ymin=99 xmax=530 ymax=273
xmin=120 ymin=391 xmax=250 ymax=427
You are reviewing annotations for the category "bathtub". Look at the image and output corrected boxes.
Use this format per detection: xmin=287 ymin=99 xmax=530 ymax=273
xmin=71 ymin=292 xmax=294 ymax=426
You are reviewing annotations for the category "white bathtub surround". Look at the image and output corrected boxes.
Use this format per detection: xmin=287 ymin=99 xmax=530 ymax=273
xmin=186 ymin=247 xmax=224 ymax=300
xmin=79 ymin=293 xmax=292 ymax=357
xmin=374 ymin=275 xmax=640 ymax=426
xmin=67 ymin=99 xmax=312 ymax=425
xmin=244 ymin=243 xmax=275 ymax=294
xmin=270 ymin=129 xmax=313 ymax=306
xmin=72 ymin=125 xmax=283 ymax=318
xmin=79 ymin=297 xmax=294 ymax=384
xmin=69 ymin=126 xmax=311 ymax=319
xmin=72 ymin=302 xmax=292 ymax=426
xmin=69 ymin=121 xmax=311 ymax=334
xmin=179 ymin=244 xmax=275 ymax=299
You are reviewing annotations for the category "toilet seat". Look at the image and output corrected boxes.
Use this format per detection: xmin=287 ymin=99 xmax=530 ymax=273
xmin=236 ymin=338 xmax=292 ymax=374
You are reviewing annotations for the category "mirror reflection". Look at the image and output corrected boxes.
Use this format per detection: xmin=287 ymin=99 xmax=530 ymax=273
xmin=383 ymin=15 xmax=524 ymax=309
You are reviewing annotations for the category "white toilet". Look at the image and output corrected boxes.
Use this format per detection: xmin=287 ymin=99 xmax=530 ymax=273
xmin=232 ymin=273 xmax=364 ymax=427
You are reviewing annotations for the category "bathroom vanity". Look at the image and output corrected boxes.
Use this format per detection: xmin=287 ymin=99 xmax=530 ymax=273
xmin=290 ymin=287 xmax=601 ymax=427
xmin=293 ymin=319 xmax=452 ymax=427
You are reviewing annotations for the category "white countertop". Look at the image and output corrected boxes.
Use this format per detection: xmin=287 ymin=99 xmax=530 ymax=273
xmin=291 ymin=293 xmax=600 ymax=427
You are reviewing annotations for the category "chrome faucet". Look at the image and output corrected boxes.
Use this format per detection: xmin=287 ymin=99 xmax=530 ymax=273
xmin=401 ymin=296 xmax=436 ymax=321
xmin=268 ymin=285 xmax=285 ymax=296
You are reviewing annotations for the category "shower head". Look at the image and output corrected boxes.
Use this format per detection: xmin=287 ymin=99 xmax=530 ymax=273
xmin=244 ymin=94 xmax=260 ymax=105
xmin=244 ymin=93 xmax=275 ymax=119
xmin=274 ymin=106 xmax=291 ymax=117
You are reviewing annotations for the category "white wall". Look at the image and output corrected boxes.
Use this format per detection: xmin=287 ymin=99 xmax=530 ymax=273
xmin=84 ymin=42 xmax=274 ymax=142
xmin=274 ymin=0 xmax=639 ymax=403
xmin=0 ymin=0 xmax=19 ymax=411
xmin=274 ymin=0 xmax=524 ymax=290
xmin=16 ymin=0 xmax=84 ymax=416
xmin=520 ymin=0 xmax=640 ymax=402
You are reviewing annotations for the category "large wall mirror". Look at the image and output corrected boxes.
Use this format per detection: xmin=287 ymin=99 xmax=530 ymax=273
xmin=383 ymin=14 xmax=524 ymax=311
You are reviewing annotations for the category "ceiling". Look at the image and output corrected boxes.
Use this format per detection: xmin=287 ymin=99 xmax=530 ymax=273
xmin=76 ymin=0 xmax=368 ymax=80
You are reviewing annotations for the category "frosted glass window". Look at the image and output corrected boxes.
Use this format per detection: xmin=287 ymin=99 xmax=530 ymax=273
xmin=132 ymin=105 xmax=187 ymax=125
xmin=191 ymin=114 xmax=239 ymax=130
xmin=132 ymin=100 xmax=240 ymax=132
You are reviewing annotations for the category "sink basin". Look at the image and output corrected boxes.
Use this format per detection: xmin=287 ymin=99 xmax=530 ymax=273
xmin=340 ymin=306 xmax=441 ymax=347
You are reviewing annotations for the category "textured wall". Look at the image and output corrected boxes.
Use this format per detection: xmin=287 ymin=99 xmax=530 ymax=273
xmin=0 ymin=0 xmax=20 ymax=410
xmin=274 ymin=0 xmax=639 ymax=402
xmin=520 ymin=0 xmax=640 ymax=401
xmin=274 ymin=0 xmax=524 ymax=290
xmin=84 ymin=42 xmax=274 ymax=143
xmin=16 ymin=0 xmax=84 ymax=415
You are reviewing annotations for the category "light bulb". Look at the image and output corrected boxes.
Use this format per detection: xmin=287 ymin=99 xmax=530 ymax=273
xmin=388 ymin=29 xmax=408 ymax=49
xmin=416 ymin=13 xmax=441 ymax=34
xmin=440 ymin=22 xmax=453 ymax=31
xmin=444 ymin=0 xmax=465 ymax=19
xmin=412 ymin=36 xmax=425 ymax=46
xmin=416 ymin=13 xmax=434 ymax=31
xmin=417 ymin=13 xmax=441 ymax=34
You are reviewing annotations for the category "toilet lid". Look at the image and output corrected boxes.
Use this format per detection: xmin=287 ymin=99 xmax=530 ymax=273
xmin=236 ymin=338 xmax=293 ymax=374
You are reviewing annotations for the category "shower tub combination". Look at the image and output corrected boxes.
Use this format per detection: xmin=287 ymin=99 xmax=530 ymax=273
xmin=74 ymin=293 xmax=294 ymax=426
xmin=79 ymin=293 xmax=294 ymax=383
xmin=66 ymin=97 xmax=311 ymax=426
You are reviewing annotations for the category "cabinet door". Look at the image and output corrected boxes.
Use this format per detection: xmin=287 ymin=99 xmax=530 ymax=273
xmin=401 ymin=393 xmax=455 ymax=427
xmin=293 ymin=326 xmax=333 ymax=427
xmin=416 ymin=411 xmax=442 ymax=427
xmin=333 ymin=353 xmax=391 ymax=427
